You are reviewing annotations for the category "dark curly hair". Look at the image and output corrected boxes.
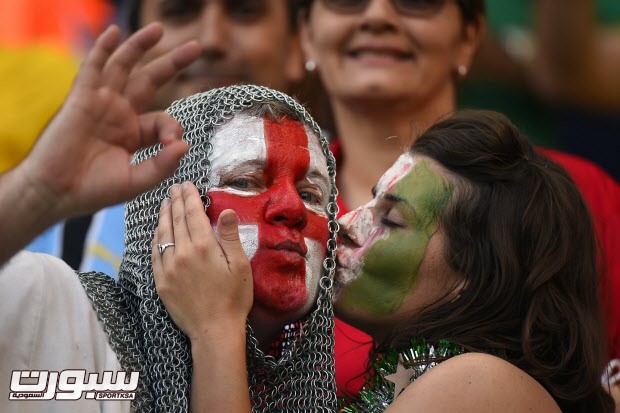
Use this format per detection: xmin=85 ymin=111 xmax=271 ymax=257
xmin=383 ymin=110 xmax=613 ymax=412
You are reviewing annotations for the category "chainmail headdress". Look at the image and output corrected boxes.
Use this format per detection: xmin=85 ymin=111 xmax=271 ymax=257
xmin=79 ymin=85 xmax=339 ymax=412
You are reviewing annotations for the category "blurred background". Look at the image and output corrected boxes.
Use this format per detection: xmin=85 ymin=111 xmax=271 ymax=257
xmin=1 ymin=0 xmax=617 ymax=179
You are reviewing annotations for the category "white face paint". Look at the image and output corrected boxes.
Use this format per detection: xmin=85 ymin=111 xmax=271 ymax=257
xmin=237 ymin=225 xmax=259 ymax=259
xmin=336 ymin=153 xmax=415 ymax=290
xmin=303 ymin=238 xmax=323 ymax=314
xmin=208 ymin=114 xmax=267 ymax=196
xmin=205 ymin=113 xmax=331 ymax=320
xmin=304 ymin=124 xmax=330 ymax=217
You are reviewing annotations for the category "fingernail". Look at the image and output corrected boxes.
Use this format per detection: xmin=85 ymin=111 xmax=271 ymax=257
xmin=221 ymin=211 xmax=238 ymax=226
xmin=170 ymin=184 xmax=180 ymax=195
xmin=182 ymin=181 xmax=192 ymax=190
xmin=162 ymin=198 xmax=171 ymax=208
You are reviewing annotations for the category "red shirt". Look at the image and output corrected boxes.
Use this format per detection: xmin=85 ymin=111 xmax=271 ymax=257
xmin=330 ymin=141 xmax=620 ymax=396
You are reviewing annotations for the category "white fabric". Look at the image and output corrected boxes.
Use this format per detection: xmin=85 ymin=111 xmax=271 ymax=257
xmin=0 ymin=251 xmax=130 ymax=413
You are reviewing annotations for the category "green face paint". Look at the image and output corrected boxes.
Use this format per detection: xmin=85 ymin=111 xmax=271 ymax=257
xmin=337 ymin=155 xmax=453 ymax=317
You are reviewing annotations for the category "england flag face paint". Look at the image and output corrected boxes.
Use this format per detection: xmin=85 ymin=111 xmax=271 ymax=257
xmin=206 ymin=114 xmax=330 ymax=319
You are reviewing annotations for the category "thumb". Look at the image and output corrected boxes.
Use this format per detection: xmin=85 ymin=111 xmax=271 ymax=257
xmin=217 ymin=210 xmax=249 ymax=269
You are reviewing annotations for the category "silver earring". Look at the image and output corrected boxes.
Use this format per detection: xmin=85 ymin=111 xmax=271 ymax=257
xmin=305 ymin=60 xmax=316 ymax=72
xmin=457 ymin=65 xmax=468 ymax=77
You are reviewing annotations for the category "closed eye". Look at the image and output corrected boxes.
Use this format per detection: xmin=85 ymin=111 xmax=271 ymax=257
xmin=378 ymin=204 xmax=407 ymax=229
xmin=380 ymin=217 xmax=404 ymax=228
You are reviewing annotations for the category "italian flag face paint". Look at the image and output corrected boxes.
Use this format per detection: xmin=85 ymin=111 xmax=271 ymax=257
xmin=206 ymin=114 xmax=330 ymax=318
xmin=336 ymin=155 xmax=453 ymax=318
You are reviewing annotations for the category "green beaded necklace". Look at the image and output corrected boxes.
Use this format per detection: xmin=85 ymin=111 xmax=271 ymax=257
xmin=340 ymin=338 xmax=466 ymax=413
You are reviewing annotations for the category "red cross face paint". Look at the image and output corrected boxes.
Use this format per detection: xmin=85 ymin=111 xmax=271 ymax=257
xmin=206 ymin=114 xmax=330 ymax=322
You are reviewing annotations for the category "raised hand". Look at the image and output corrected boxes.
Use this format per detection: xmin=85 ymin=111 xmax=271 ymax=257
xmin=152 ymin=182 xmax=253 ymax=339
xmin=0 ymin=23 xmax=200 ymax=265
xmin=21 ymin=23 xmax=200 ymax=219
xmin=152 ymin=182 xmax=253 ymax=412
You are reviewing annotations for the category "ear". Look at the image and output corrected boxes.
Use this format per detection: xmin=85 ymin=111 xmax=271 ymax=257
xmin=283 ymin=31 xmax=305 ymax=85
xmin=299 ymin=16 xmax=318 ymax=71
xmin=455 ymin=16 xmax=486 ymax=76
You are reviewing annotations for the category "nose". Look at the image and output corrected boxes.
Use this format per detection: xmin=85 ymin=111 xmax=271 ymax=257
xmin=264 ymin=183 xmax=308 ymax=230
xmin=198 ymin=4 xmax=229 ymax=57
xmin=337 ymin=208 xmax=370 ymax=248
xmin=360 ymin=0 xmax=399 ymax=33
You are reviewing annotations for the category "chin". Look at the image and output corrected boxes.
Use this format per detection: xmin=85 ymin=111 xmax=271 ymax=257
xmin=340 ymin=83 xmax=414 ymax=105
xmin=248 ymin=300 xmax=315 ymax=349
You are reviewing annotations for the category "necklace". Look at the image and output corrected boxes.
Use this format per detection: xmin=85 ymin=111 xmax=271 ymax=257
xmin=340 ymin=338 xmax=465 ymax=413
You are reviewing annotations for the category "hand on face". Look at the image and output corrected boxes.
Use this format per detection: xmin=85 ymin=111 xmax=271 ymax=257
xmin=152 ymin=182 xmax=253 ymax=340
xmin=206 ymin=115 xmax=330 ymax=323
xmin=18 ymin=23 xmax=201 ymax=222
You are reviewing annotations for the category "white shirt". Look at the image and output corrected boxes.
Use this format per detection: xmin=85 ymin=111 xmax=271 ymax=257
xmin=0 ymin=251 xmax=130 ymax=413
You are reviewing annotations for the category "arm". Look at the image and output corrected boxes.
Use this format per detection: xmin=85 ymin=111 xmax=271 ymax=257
xmin=0 ymin=23 xmax=201 ymax=266
xmin=152 ymin=182 xmax=253 ymax=413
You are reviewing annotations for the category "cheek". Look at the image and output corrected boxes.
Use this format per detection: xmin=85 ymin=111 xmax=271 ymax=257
xmin=206 ymin=191 xmax=263 ymax=223
xmin=303 ymin=214 xmax=330 ymax=248
xmin=310 ymin=15 xmax=349 ymax=55
xmin=413 ymin=23 xmax=463 ymax=64
xmin=141 ymin=27 xmax=188 ymax=62
xmin=340 ymin=230 xmax=431 ymax=316
xmin=231 ymin=27 xmax=288 ymax=67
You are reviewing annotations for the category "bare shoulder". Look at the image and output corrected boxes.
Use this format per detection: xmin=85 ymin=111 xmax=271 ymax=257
xmin=385 ymin=352 xmax=561 ymax=413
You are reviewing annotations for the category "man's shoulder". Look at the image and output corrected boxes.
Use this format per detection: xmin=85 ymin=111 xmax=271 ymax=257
xmin=0 ymin=251 xmax=78 ymax=295
xmin=0 ymin=251 xmax=115 ymax=368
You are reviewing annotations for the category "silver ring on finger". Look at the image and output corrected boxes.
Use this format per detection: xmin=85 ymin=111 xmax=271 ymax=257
xmin=157 ymin=242 xmax=175 ymax=256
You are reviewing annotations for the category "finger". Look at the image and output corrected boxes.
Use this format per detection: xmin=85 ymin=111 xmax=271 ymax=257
xmin=216 ymin=210 xmax=250 ymax=271
xmin=153 ymin=199 xmax=174 ymax=286
xmin=170 ymin=184 xmax=191 ymax=248
xmin=134 ymin=112 xmax=183 ymax=152
xmin=102 ymin=22 xmax=164 ymax=92
xmin=123 ymin=112 xmax=187 ymax=197
xmin=181 ymin=182 xmax=215 ymax=242
xmin=125 ymin=41 xmax=201 ymax=111
xmin=151 ymin=222 xmax=165 ymax=283
xmin=125 ymin=141 xmax=188 ymax=200
xmin=156 ymin=197 xmax=173 ymax=245
xmin=76 ymin=25 xmax=122 ymax=89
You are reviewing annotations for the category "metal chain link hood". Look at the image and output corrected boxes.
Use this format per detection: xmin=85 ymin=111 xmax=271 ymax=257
xmin=79 ymin=85 xmax=339 ymax=412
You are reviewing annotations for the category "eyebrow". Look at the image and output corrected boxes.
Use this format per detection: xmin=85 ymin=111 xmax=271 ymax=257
xmin=306 ymin=170 xmax=330 ymax=190
xmin=384 ymin=193 xmax=405 ymax=204
xmin=383 ymin=192 xmax=418 ymax=216
xmin=306 ymin=169 xmax=329 ymax=184
xmin=218 ymin=159 xmax=266 ymax=174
